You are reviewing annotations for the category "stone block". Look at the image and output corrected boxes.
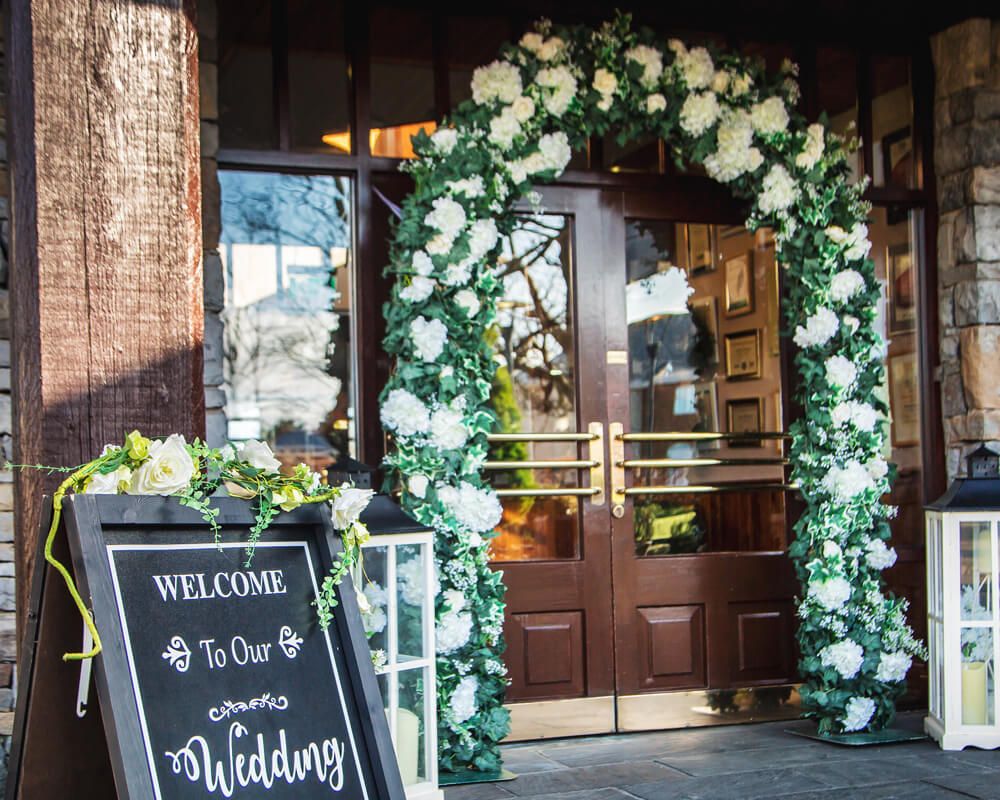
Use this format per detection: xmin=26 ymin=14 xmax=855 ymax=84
xmin=951 ymin=89 xmax=976 ymax=125
xmin=0 ymin=564 xmax=16 ymax=578
xmin=0 ymin=484 xmax=12 ymax=512
xmin=0 ymin=515 xmax=13 ymax=544
xmin=941 ymin=333 xmax=960 ymax=360
xmin=0 ymin=615 xmax=15 ymax=661
xmin=0 ymin=395 xmax=12 ymax=435
xmin=976 ymin=90 xmax=1000 ymax=120
xmin=206 ymin=408 xmax=228 ymax=449
xmin=955 ymin=281 xmax=1000 ymax=326
xmin=0 ymin=340 xmax=10 ymax=369
xmin=203 ymin=250 xmax=225 ymax=312
xmin=0 ymin=712 xmax=14 ymax=736
xmin=932 ymin=19 xmax=992 ymax=95
xmin=975 ymin=206 xmax=1000 ymax=261
xmin=938 ymin=172 xmax=968 ymax=213
xmin=971 ymin=167 xmax=1000 ymax=203
xmin=939 ymin=210 xmax=958 ymax=273
xmin=0 ymin=369 xmax=9 ymax=392
xmin=935 ymin=123 xmax=970 ymax=176
xmin=953 ymin=207 xmax=977 ymax=264
xmin=970 ymin=122 xmax=1000 ymax=166
xmin=205 ymin=386 xmax=226 ymax=410
xmin=939 ymin=284 xmax=955 ymax=330
xmin=0 ymin=579 xmax=14 ymax=613
xmin=199 ymin=61 xmax=218 ymax=122
xmin=201 ymin=159 xmax=220 ymax=251
xmin=203 ymin=311 xmax=225 ymax=387
xmin=961 ymin=325 xmax=1000 ymax=408
xmin=935 ymin=98 xmax=952 ymax=139
xmin=942 ymin=369 xmax=968 ymax=417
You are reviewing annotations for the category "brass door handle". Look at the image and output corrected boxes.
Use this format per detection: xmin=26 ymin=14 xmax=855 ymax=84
xmin=609 ymin=422 xmax=626 ymax=516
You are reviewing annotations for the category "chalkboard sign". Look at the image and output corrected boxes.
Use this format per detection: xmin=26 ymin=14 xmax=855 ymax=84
xmin=7 ymin=495 xmax=405 ymax=800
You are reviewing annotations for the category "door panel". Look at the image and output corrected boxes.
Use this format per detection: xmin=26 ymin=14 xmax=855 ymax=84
xmin=507 ymin=611 xmax=586 ymax=699
xmin=635 ymin=604 xmax=707 ymax=690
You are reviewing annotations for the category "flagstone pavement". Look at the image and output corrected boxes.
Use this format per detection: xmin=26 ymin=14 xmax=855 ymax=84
xmin=443 ymin=713 xmax=1000 ymax=800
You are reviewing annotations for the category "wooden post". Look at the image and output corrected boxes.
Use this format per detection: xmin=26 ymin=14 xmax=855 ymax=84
xmin=6 ymin=0 xmax=205 ymax=641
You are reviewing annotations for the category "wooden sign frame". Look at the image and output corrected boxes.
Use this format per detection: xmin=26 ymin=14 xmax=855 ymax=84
xmin=7 ymin=495 xmax=406 ymax=800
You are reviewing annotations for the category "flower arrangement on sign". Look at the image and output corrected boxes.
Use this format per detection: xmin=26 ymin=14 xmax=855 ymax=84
xmin=378 ymin=11 xmax=925 ymax=771
xmin=12 ymin=431 xmax=373 ymax=661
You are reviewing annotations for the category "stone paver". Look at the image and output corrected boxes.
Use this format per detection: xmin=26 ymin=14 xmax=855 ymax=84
xmin=443 ymin=713 xmax=1000 ymax=800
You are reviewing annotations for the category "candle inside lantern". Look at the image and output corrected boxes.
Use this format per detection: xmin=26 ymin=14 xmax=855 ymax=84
xmin=386 ymin=707 xmax=421 ymax=785
xmin=962 ymin=661 xmax=988 ymax=725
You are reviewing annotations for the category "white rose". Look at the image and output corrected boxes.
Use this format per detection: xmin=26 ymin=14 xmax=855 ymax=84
xmin=793 ymin=307 xmax=839 ymax=348
xmin=536 ymin=66 xmax=577 ymax=117
xmin=625 ymin=44 xmax=664 ymax=89
xmin=455 ymin=289 xmax=481 ymax=318
xmin=593 ymin=68 xmax=618 ymax=98
xmin=468 ymin=218 xmax=500 ymax=260
xmin=537 ymin=36 xmax=564 ymax=62
xmin=845 ymin=223 xmax=871 ymax=261
xmin=425 ymin=233 xmax=454 ymax=257
xmin=511 ymin=95 xmax=535 ymax=123
xmin=331 ymin=485 xmax=375 ymax=530
xmin=841 ymin=696 xmax=875 ymax=732
xmin=424 ymin=197 xmax=467 ymax=240
xmin=236 ymin=439 xmax=282 ymax=473
xmin=824 ymin=355 xmax=857 ymax=389
xmin=127 ymin=435 xmax=196 ymax=496
xmin=84 ymin=465 xmax=132 ymax=495
xmin=412 ymin=250 xmax=434 ymax=276
xmin=646 ymin=93 xmax=667 ymax=114
xmin=410 ymin=316 xmax=448 ymax=362
xmin=830 ymin=270 xmax=865 ymax=303
xmin=443 ymin=261 xmax=472 ymax=287
xmin=519 ymin=32 xmax=543 ymax=53
xmin=796 ymin=123 xmax=825 ymax=170
xmin=408 ymin=474 xmax=429 ymax=499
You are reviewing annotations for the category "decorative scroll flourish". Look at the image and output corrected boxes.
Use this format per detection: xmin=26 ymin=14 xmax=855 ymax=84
xmin=208 ymin=693 xmax=290 ymax=722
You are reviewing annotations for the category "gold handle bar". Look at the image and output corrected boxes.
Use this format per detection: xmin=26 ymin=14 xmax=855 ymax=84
xmin=621 ymin=457 xmax=790 ymax=468
xmin=485 ymin=460 xmax=599 ymax=470
xmin=619 ymin=432 xmax=790 ymax=442
xmin=494 ymin=487 xmax=602 ymax=498
xmin=623 ymin=482 xmax=799 ymax=496
xmin=488 ymin=432 xmax=599 ymax=442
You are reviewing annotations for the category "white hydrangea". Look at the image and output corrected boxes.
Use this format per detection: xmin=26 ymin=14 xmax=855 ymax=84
xmin=470 ymin=60 xmax=523 ymax=105
xmin=451 ymin=675 xmax=478 ymax=723
xmin=447 ymin=176 xmax=485 ymax=198
xmin=468 ymin=218 xmax=500 ymax=260
xmin=593 ymin=68 xmax=618 ymax=111
xmin=536 ymin=66 xmax=578 ymax=117
xmin=751 ymin=97 xmax=789 ymax=136
xmin=443 ymin=260 xmax=472 ymax=287
xmin=808 ymin=576 xmax=852 ymax=611
xmin=796 ymin=123 xmax=826 ymax=170
xmin=425 ymin=233 xmax=453 ymax=257
xmin=825 ymin=355 xmax=858 ymax=389
xmin=830 ymin=270 xmax=865 ymax=303
xmin=431 ymin=128 xmax=458 ymax=154
xmin=396 ymin=555 xmax=439 ymax=606
xmin=822 ymin=540 xmax=843 ymax=558
xmin=866 ymin=538 xmax=898 ymax=571
xmin=711 ymin=70 xmax=730 ymax=93
xmin=455 ymin=289 xmax=481 ymax=318
xmin=820 ymin=639 xmax=864 ymax=679
xmin=674 ymin=45 xmax=714 ymax=89
xmin=875 ymin=651 xmax=911 ymax=682
xmin=758 ymin=164 xmax=799 ymax=215
xmin=399 ymin=276 xmax=436 ymax=303
xmin=410 ymin=316 xmax=448 ymax=362
xmin=425 ymin=197 xmax=467 ymax=242
xmin=730 ymin=72 xmax=753 ymax=97
xmin=793 ymin=307 xmax=839 ymax=348
xmin=437 ymin=481 xmax=503 ymax=533
xmin=512 ymin=95 xmax=535 ymax=123
xmin=537 ymin=131 xmax=573 ymax=172
xmin=488 ymin=106 xmax=522 ymax=150
xmin=430 ymin=402 xmax=469 ymax=451
xmin=822 ymin=460 xmax=876 ymax=503
xmin=680 ymin=91 xmax=721 ymax=136
xmin=826 ymin=223 xmax=871 ymax=262
xmin=830 ymin=400 xmax=878 ymax=432
xmin=381 ymin=388 xmax=431 ymax=437
xmin=866 ymin=457 xmax=889 ymax=481
xmin=408 ymin=473 xmax=429 ymax=499
xmin=625 ymin=44 xmax=664 ymax=88
xmin=704 ymin=110 xmax=763 ymax=182
xmin=841 ymin=696 xmax=875 ymax=731
xmin=412 ymin=250 xmax=434 ymax=276
xmin=646 ymin=93 xmax=667 ymax=114
xmin=437 ymin=609 xmax=474 ymax=654
xmin=443 ymin=588 xmax=466 ymax=613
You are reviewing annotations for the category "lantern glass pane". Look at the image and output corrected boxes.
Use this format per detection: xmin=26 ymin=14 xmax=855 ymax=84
xmin=960 ymin=627 xmax=994 ymax=726
xmin=396 ymin=544 xmax=427 ymax=661
xmin=397 ymin=667 xmax=428 ymax=786
xmin=960 ymin=521 xmax=993 ymax=621
xmin=360 ymin=545 xmax=390 ymax=657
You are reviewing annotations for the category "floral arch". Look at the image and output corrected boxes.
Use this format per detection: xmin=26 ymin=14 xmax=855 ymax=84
xmin=378 ymin=14 xmax=924 ymax=775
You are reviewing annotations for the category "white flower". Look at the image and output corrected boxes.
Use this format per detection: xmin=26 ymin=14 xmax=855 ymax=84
xmin=593 ymin=68 xmax=618 ymax=100
xmin=825 ymin=355 xmax=858 ymax=389
xmin=796 ymin=124 xmax=826 ymax=170
xmin=680 ymin=91 xmax=721 ymax=136
xmin=751 ymin=97 xmax=789 ymax=136
xmin=866 ymin=538 xmax=898 ymax=570
xmin=519 ymin=32 xmax=543 ymax=53
xmin=443 ymin=588 xmax=466 ymax=613
xmin=830 ymin=270 xmax=865 ymax=303
xmin=843 ymin=315 xmax=860 ymax=333
xmin=430 ymin=403 xmax=469 ymax=451
xmin=535 ymin=131 xmax=572 ymax=174
xmin=625 ymin=44 xmax=664 ymax=88
xmin=451 ymin=675 xmax=478 ymax=723
xmin=822 ymin=461 xmax=875 ymax=503
xmin=537 ymin=36 xmax=564 ymax=62
xmin=359 ymin=583 xmax=388 ymax=635
xmin=822 ymin=540 xmax=842 ymax=559
xmin=380 ymin=388 xmax=431 ymax=437
xmin=676 ymin=46 xmax=714 ymax=89
xmin=646 ymin=93 xmax=667 ymax=114
xmin=536 ymin=66 xmax=578 ymax=117
xmin=875 ymin=651 xmax=911 ymax=682
xmin=437 ymin=609 xmax=474 ymax=654
xmin=866 ymin=457 xmax=889 ymax=481
xmin=512 ymin=95 xmax=536 ymax=123
xmin=831 ymin=401 xmax=878 ymax=432
xmin=455 ymin=289 xmax=481 ymax=318
xmin=758 ymin=164 xmax=799 ymax=215
xmin=410 ymin=316 xmax=448 ymax=362
xmin=425 ymin=233 xmax=453 ymax=257
xmin=793 ymin=307 xmax=839 ymax=348
xmin=841 ymin=696 xmax=875 ymax=731
xmin=431 ymin=128 xmax=458 ymax=154
xmin=84 ymin=465 xmax=132 ymax=494
xmin=809 ymin=576 xmax=853 ymax=611
xmin=397 ymin=556 xmax=439 ymax=606
xmin=331 ymin=485 xmax=374 ymax=529
xmin=447 ymin=176 xmax=485 ymax=198
xmin=820 ymin=639 xmax=864 ymax=679
xmin=412 ymin=250 xmax=434 ymax=276
xmin=845 ymin=223 xmax=871 ymax=261
xmin=437 ymin=481 xmax=503 ymax=533
xmin=470 ymin=60 xmax=523 ymax=105
xmin=730 ymin=72 xmax=753 ymax=96
xmin=704 ymin=110 xmax=762 ymax=182
xmin=408 ymin=474 xmax=429 ymax=499
xmin=711 ymin=70 xmax=730 ymax=93
xmin=488 ymin=106 xmax=522 ymax=150
xmin=400 ymin=276 xmax=436 ymax=303
xmin=443 ymin=261 xmax=472 ymax=287
xmin=127 ymin=435 xmax=196 ymax=496
xmin=424 ymin=197 xmax=467 ymax=240
xmin=468 ymin=218 xmax=500 ymax=260
xmin=237 ymin=439 xmax=282 ymax=473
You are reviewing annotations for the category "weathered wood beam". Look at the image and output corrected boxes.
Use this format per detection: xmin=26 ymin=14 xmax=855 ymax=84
xmin=7 ymin=0 xmax=205 ymax=640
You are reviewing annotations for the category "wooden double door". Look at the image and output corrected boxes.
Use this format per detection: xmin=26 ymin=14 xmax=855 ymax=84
xmin=489 ymin=184 xmax=800 ymax=739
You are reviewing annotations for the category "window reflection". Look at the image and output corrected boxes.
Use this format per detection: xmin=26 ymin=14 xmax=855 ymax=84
xmin=626 ymin=219 xmax=788 ymax=556
xmin=219 ymin=170 xmax=355 ymax=474
xmin=872 ymin=56 xmax=914 ymax=189
xmin=489 ymin=215 xmax=581 ymax=563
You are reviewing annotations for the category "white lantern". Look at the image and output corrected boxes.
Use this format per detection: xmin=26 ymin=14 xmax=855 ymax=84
xmin=359 ymin=496 xmax=443 ymax=800
xmin=925 ymin=444 xmax=1000 ymax=750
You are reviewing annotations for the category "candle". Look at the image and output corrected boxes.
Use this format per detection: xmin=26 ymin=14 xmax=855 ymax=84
xmin=962 ymin=661 xmax=988 ymax=725
xmin=386 ymin=707 xmax=421 ymax=785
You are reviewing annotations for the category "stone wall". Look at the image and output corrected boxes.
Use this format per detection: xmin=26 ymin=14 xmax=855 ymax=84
xmin=933 ymin=18 xmax=1000 ymax=478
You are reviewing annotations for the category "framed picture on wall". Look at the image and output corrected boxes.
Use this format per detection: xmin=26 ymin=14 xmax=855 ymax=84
xmin=724 ymin=330 xmax=761 ymax=380
xmin=724 ymin=252 xmax=754 ymax=317
xmin=686 ymin=224 xmax=716 ymax=274
xmin=690 ymin=296 xmax=719 ymax=366
xmin=693 ymin=380 xmax=720 ymax=450
xmin=889 ymin=351 xmax=920 ymax=447
xmin=881 ymin=126 xmax=912 ymax=194
xmin=888 ymin=243 xmax=916 ymax=334
xmin=727 ymin=397 xmax=763 ymax=448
